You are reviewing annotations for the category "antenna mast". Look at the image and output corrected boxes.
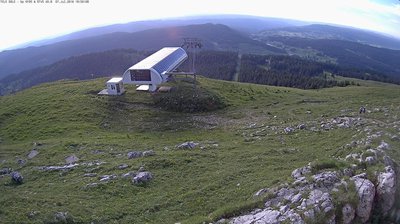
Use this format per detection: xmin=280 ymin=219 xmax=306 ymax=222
xmin=181 ymin=38 xmax=202 ymax=90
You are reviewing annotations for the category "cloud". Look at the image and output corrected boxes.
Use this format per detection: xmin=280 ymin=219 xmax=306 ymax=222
xmin=345 ymin=0 xmax=400 ymax=36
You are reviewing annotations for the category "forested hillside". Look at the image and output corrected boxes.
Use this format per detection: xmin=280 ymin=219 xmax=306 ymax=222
xmin=256 ymin=24 xmax=400 ymax=50
xmin=239 ymin=54 xmax=339 ymax=89
xmin=238 ymin=54 xmax=398 ymax=88
xmin=0 ymin=23 xmax=283 ymax=79
xmin=15 ymin=15 xmax=308 ymax=49
xmin=188 ymin=51 xmax=238 ymax=80
xmin=3 ymin=49 xmax=397 ymax=95
xmin=254 ymin=36 xmax=400 ymax=78
xmin=0 ymin=49 xmax=147 ymax=95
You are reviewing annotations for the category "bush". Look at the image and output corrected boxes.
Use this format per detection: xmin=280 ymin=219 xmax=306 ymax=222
xmin=331 ymin=180 xmax=358 ymax=223
xmin=152 ymin=81 xmax=226 ymax=113
xmin=311 ymin=158 xmax=347 ymax=174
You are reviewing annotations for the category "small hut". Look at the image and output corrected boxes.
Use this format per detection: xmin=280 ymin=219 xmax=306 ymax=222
xmin=98 ymin=77 xmax=125 ymax=95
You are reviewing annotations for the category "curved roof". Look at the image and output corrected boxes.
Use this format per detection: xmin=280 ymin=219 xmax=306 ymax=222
xmin=129 ymin=47 xmax=187 ymax=74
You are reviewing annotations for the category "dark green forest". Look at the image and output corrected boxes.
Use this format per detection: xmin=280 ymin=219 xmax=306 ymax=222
xmin=239 ymin=54 xmax=356 ymax=89
xmin=0 ymin=23 xmax=283 ymax=78
xmin=183 ymin=51 xmax=238 ymax=81
xmin=192 ymin=51 xmax=393 ymax=89
xmin=0 ymin=49 xmax=148 ymax=95
xmin=0 ymin=49 xmax=397 ymax=95
xmin=258 ymin=36 xmax=400 ymax=78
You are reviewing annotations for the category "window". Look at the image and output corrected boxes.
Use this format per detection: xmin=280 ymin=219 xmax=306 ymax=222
xmin=130 ymin=70 xmax=151 ymax=81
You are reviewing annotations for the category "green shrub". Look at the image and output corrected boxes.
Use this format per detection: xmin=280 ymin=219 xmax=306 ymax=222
xmin=152 ymin=82 xmax=226 ymax=113
xmin=311 ymin=158 xmax=347 ymax=174
xmin=332 ymin=180 xmax=358 ymax=223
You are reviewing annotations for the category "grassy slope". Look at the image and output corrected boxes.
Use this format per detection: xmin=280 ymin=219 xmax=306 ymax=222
xmin=0 ymin=77 xmax=399 ymax=223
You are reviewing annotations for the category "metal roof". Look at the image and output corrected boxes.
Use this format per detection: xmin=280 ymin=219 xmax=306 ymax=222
xmin=107 ymin=77 xmax=123 ymax=83
xmin=129 ymin=47 xmax=187 ymax=74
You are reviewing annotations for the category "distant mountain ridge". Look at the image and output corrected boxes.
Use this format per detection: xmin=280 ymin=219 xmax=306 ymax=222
xmin=1 ymin=15 xmax=400 ymax=87
xmin=256 ymin=24 xmax=400 ymax=50
xmin=0 ymin=23 xmax=283 ymax=79
xmin=11 ymin=15 xmax=308 ymax=49
xmin=0 ymin=49 xmax=147 ymax=95
xmin=2 ymin=49 xmax=397 ymax=95
xmin=255 ymin=36 xmax=400 ymax=78
xmin=253 ymin=24 xmax=400 ymax=78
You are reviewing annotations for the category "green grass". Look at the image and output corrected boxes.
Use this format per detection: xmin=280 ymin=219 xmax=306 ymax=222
xmin=152 ymin=79 xmax=226 ymax=113
xmin=332 ymin=179 xmax=359 ymax=224
xmin=0 ymin=77 xmax=399 ymax=223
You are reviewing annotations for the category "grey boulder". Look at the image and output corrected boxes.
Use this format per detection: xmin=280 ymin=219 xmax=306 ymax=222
xmin=376 ymin=166 xmax=396 ymax=215
xmin=351 ymin=174 xmax=375 ymax=223
xmin=11 ymin=171 xmax=23 ymax=184
xmin=133 ymin=171 xmax=153 ymax=184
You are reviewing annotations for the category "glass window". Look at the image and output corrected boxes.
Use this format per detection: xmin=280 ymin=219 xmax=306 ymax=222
xmin=130 ymin=70 xmax=151 ymax=81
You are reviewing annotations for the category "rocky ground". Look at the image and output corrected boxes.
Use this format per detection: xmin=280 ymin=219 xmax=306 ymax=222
xmin=1 ymin=78 xmax=399 ymax=223
xmin=2 ymin=108 xmax=399 ymax=223
xmin=221 ymin=107 xmax=400 ymax=224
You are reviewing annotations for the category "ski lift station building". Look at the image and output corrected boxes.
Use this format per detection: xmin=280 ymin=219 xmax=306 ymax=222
xmin=99 ymin=47 xmax=188 ymax=95
xmin=122 ymin=47 xmax=187 ymax=91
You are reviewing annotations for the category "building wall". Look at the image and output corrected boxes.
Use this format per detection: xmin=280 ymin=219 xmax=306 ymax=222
xmin=107 ymin=83 xmax=118 ymax=95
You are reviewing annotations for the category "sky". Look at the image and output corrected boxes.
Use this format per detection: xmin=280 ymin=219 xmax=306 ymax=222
xmin=0 ymin=0 xmax=399 ymax=51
